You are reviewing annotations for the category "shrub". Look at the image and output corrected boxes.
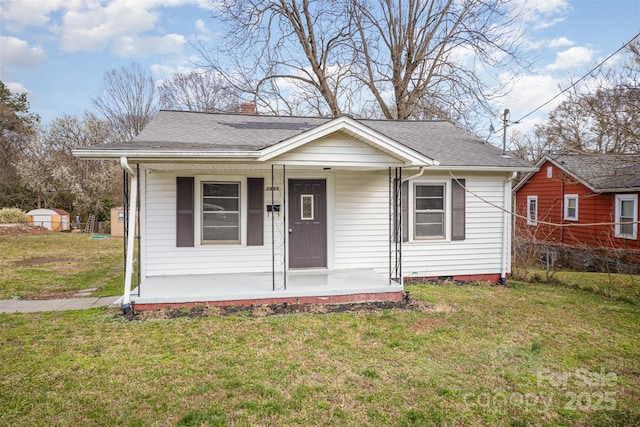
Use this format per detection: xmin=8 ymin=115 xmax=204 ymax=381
xmin=0 ymin=208 xmax=28 ymax=224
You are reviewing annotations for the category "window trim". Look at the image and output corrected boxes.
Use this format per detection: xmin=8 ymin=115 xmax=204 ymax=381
xmin=195 ymin=176 xmax=247 ymax=246
xmin=614 ymin=194 xmax=638 ymax=240
xmin=412 ymin=181 xmax=447 ymax=241
xmin=563 ymin=194 xmax=579 ymax=221
xmin=527 ymin=195 xmax=538 ymax=226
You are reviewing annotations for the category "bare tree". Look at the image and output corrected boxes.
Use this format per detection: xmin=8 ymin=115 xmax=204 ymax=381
xmin=534 ymin=40 xmax=640 ymax=155
xmin=205 ymin=0 xmax=525 ymax=123
xmin=159 ymin=71 xmax=241 ymax=112
xmin=17 ymin=113 xmax=120 ymax=217
xmin=350 ymin=0 xmax=523 ymax=122
xmin=205 ymin=0 xmax=353 ymax=117
xmin=93 ymin=63 xmax=158 ymax=141
xmin=0 ymin=81 xmax=40 ymax=209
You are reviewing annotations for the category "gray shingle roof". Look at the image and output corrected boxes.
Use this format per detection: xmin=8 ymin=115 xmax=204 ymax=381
xmin=548 ymin=153 xmax=640 ymax=191
xmin=87 ymin=110 xmax=532 ymax=169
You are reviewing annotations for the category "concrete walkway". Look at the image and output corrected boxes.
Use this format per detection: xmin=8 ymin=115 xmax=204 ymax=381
xmin=0 ymin=297 xmax=120 ymax=313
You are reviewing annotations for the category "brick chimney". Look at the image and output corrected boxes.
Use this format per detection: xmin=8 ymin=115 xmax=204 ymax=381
xmin=240 ymin=101 xmax=256 ymax=114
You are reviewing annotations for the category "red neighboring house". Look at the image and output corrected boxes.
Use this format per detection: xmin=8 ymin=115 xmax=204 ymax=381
xmin=514 ymin=153 xmax=640 ymax=250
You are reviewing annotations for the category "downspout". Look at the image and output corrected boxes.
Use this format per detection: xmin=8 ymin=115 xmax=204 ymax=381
xmin=120 ymin=156 xmax=137 ymax=314
xmin=401 ymin=166 xmax=427 ymax=183
xmin=501 ymin=172 xmax=518 ymax=285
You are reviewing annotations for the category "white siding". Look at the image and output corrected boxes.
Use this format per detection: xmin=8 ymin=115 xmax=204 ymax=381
xmin=333 ymin=171 xmax=390 ymax=270
xmin=142 ymin=168 xmax=509 ymax=280
xmin=403 ymin=172 xmax=507 ymax=278
xmin=274 ymin=133 xmax=403 ymax=167
xmin=144 ymin=170 xmax=276 ymax=276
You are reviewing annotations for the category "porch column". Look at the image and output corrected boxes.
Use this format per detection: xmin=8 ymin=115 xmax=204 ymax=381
xmin=389 ymin=167 xmax=403 ymax=286
xmin=120 ymin=157 xmax=137 ymax=313
xmin=271 ymin=164 xmax=287 ymax=291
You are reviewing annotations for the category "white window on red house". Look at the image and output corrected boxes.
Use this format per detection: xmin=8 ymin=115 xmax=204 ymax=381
xmin=546 ymin=166 xmax=553 ymax=178
xmin=527 ymin=195 xmax=538 ymax=226
xmin=564 ymin=194 xmax=578 ymax=221
xmin=615 ymin=194 xmax=638 ymax=240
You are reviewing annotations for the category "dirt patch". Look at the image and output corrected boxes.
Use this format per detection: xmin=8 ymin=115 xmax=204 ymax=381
xmin=409 ymin=317 xmax=447 ymax=333
xmin=0 ymin=224 xmax=48 ymax=236
xmin=13 ymin=256 xmax=65 ymax=266
xmin=120 ymin=298 xmax=451 ymax=322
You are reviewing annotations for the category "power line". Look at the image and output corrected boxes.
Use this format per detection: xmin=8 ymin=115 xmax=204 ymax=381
xmin=514 ymin=31 xmax=640 ymax=124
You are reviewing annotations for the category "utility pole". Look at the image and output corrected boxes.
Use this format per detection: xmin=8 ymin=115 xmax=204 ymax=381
xmin=502 ymin=108 xmax=519 ymax=156
xmin=502 ymin=108 xmax=509 ymax=156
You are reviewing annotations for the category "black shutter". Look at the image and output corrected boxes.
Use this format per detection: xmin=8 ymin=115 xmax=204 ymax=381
xmin=402 ymin=180 xmax=409 ymax=242
xmin=176 ymin=177 xmax=194 ymax=247
xmin=451 ymin=178 xmax=466 ymax=241
xmin=247 ymin=178 xmax=264 ymax=246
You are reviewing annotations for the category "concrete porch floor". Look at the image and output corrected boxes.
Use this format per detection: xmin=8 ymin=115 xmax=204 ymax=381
xmin=125 ymin=269 xmax=404 ymax=309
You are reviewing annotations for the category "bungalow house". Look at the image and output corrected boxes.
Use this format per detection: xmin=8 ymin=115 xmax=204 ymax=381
xmin=513 ymin=153 xmax=640 ymax=250
xmin=73 ymin=110 xmax=532 ymax=311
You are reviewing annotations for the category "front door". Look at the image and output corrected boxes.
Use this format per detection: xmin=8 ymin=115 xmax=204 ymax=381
xmin=288 ymin=179 xmax=327 ymax=268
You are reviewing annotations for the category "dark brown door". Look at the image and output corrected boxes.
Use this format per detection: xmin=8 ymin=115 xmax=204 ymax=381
xmin=289 ymin=179 xmax=327 ymax=268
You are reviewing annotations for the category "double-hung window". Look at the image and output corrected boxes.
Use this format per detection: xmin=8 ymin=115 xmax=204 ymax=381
xmin=564 ymin=194 xmax=578 ymax=221
xmin=414 ymin=183 xmax=445 ymax=239
xmin=527 ymin=195 xmax=538 ymax=226
xmin=615 ymin=194 xmax=638 ymax=240
xmin=202 ymin=182 xmax=240 ymax=243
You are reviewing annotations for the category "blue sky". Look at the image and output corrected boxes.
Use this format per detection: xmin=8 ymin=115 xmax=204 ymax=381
xmin=1 ymin=0 xmax=639 ymax=142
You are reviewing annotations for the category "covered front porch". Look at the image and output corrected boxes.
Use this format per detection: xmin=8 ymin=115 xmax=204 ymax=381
xmin=125 ymin=269 xmax=404 ymax=310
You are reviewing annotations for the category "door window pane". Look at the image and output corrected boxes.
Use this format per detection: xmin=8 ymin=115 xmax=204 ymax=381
xmin=301 ymin=195 xmax=314 ymax=220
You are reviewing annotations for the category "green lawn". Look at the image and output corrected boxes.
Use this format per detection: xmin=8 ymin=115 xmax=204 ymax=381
xmin=513 ymin=268 xmax=640 ymax=306
xmin=1 ymin=234 xmax=639 ymax=425
xmin=1 ymin=282 xmax=639 ymax=426
xmin=0 ymin=233 xmax=131 ymax=299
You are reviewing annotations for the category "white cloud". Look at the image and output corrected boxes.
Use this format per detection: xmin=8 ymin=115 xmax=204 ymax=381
xmin=150 ymin=55 xmax=204 ymax=81
xmin=504 ymin=73 xmax=564 ymax=112
xmin=5 ymin=81 xmax=31 ymax=96
xmin=545 ymin=46 xmax=595 ymax=71
xmin=0 ymin=0 xmax=66 ymax=31
xmin=0 ymin=36 xmax=45 ymax=79
xmin=514 ymin=0 xmax=570 ymax=30
xmin=548 ymin=37 xmax=574 ymax=48
xmin=497 ymin=72 xmax=567 ymax=134
xmin=111 ymin=33 xmax=186 ymax=57
xmin=195 ymin=19 xmax=208 ymax=33
xmin=3 ymin=0 xmax=210 ymax=56
xmin=59 ymin=3 xmax=160 ymax=52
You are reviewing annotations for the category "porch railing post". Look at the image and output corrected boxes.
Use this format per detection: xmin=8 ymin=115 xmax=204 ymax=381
xmin=271 ymin=164 xmax=275 ymax=292
xmin=389 ymin=167 xmax=392 ymax=285
xmin=283 ymin=165 xmax=287 ymax=290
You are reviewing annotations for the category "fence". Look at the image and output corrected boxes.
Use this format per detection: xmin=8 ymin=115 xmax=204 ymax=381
xmin=0 ymin=220 xmax=111 ymax=235
xmin=511 ymin=236 xmax=640 ymax=304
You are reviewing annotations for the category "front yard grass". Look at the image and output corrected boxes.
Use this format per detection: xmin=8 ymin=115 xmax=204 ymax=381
xmin=0 ymin=233 xmax=130 ymax=299
xmin=1 ymin=281 xmax=639 ymax=426
xmin=515 ymin=268 xmax=640 ymax=306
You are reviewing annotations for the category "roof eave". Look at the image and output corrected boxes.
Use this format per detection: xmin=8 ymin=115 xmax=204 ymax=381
xmin=594 ymin=187 xmax=640 ymax=194
xmin=72 ymin=148 xmax=261 ymax=161
xmin=432 ymin=165 xmax=536 ymax=173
